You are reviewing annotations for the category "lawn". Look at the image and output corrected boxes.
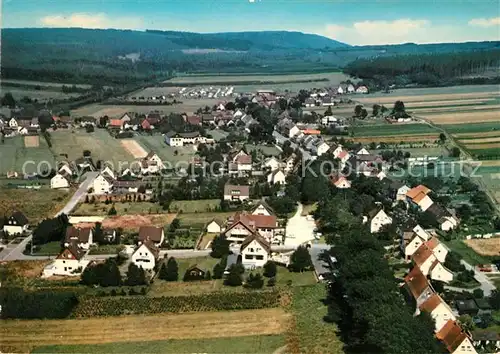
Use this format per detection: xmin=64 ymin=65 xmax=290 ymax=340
xmin=32 ymin=335 xmax=286 ymax=354
xmin=0 ymin=188 xmax=73 ymax=222
xmin=442 ymin=239 xmax=495 ymax=265
xmin=31 ymin=241 xmax=61 ymax=256
xmin=134 ymin=134 xmax=196 ymax=164
xmin=170 ymin=199 xmax=221 ymax=213
xmin=0 ymin=135 xmax=55 ymax=175
xmin=177 ymin=212 xmax=234 ymax=229
xmin=50 ymin=129 xmax=135 ymax=168
xmin=72 ymin=202 xmax=166 ymax=216
xmin=245 ymin=144 xmax=282 ymax=157
xmin=288 ymin=284 xmax=343 ymax=354
xmin=88 ymin=244 xmax=121 ymax=255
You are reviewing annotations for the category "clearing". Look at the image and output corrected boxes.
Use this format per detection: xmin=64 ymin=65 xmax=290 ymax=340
xmin=135 ymin=135 xmax=197 ymax=164
xmin=120 ymin=139 xmax=148 ymax=158
xmin=169 ymin=199 xmax=221 ymax=213
xmin=32 ymin=335 xmax=285 ymax=354
xmin=464 ymin=238 xmax=500 ymax=256
xmin=74 ymin=214 xmax=177 ymax=231
xmin=2 ymin=309 xmax=290 ymax=353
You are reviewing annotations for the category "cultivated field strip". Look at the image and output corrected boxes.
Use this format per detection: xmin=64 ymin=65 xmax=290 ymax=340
xmin=352 ymin=134 xmax=439 ymax=143
xmin=464 ymin=238 xmax=500 ymax=256
xmin=1 ymin=309 xmax=290 ymax=350
xmin=464 ymin=142 xmax=500 ymax=149
xmin=411 ymin=104 xmax=500 ymax=114
xmin=357 ymin=91 xmax=500 ymax=105
xmin=426 ymin=111 xmax=500 ymax=124
xmin=453 ymin=131 xmax=500 ymax=138
xmin=406 ymin=98 xmax=495 ymax=107
xmin=458 ymin=137 xmax=500 ymax=143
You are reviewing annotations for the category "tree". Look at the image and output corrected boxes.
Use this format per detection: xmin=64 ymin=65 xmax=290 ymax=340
xmin=267 ymin=277 xmax=276 ymax=287
xmin=489 ymin=290 xmax=500 ymax=310
xmin=204 ymin=270 xmax=212 ymax=280
xmin=126 ymin=263 xmax=147 ymax=286
xmin=372 ymin=104 xmax=381 ymax=117
xmin=158 ymin=262 xmax=168 ymax=280
xmin=457 ymin=314 xmax=475 ymax=332
xmin=93 ymin=222 xmax=103 ymax=244
xmin=224 ymin=264 xmax=243 ymax=286
xmin=354 ymin=104 xmax=363 ymax=117
xmin=244 ymin=273 xmax=264 ymax=289
xmin=108 ymin=205 xmax=117 ymax=216
xmin=86 ymin=125 xmax=95 ymax=133
xmin=164 ymin=257 xmax=179 ymax=281
xmin=210 ymin=234 xmax=230 ymax=258
xmin=212 ymin=262 xmax=225 ymax=279
xmin=263 ymin=261 xmax=277 ymax=278
xmin=450 ymin=147 xmax=461 ymax=158
xmin=360 ymin=108 xmax=368 ymax=119
xmin=1 ymin=92 xmax=16 ymax=108
xmin=289 ymin=246 xmax=313 ymax=272
xmin=439 ymin=133 xmax=447 ymax=144
xmin=473 ymin=288 xmax=484 ymax=299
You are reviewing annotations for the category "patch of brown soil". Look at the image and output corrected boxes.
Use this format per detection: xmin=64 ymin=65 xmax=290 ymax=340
xmin=76 ymin=213 xmax=177 ymax=230
xmin=464 ymin=238 xmax=500 ymax=256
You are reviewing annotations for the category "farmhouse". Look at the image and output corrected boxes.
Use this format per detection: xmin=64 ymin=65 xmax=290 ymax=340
xmin=131 ymin=241 xmax=159 ymax=270
xmin=436 ymin=320 xmax=477 ymax=354
xmin=50 ymin=173 xmax=70 ymax=189
xmin=223 ymin=183 xmax=250 ymax=202
xmin=138 ymin=226 xmax=165 ymax=247
xmin=141 ymin=151 xmax=165 ymax=174
xmin=42 ymin=243 xmax=90 ymax=277
xmin=64 ymin=226 xmax=94 ymax=250
xmin=240 ymin=233 xmax=271 ymax=268
xmin=164 ymin=131 xmax=211 ymax=147
xmin=92 ymin=174 xmax=114 ymax=194
xmin=3 ymin=211 xmax=29 ymax=235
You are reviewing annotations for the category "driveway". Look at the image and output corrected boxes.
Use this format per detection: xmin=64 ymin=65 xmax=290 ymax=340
xmin=284 ymin=203 xmax=317 ymax=247
xmin=0 ymin=172 xmax=99 ymax=261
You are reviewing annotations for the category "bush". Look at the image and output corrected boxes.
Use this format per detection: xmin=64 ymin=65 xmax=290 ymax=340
xmin=267 ymin=277 xmax=276 ymax=287
xmin=263 ymin=261 xmax=277 ymax=278
xmin=289 ymin=246 xmax=313 ymax=272
xmin=245 ymin=273 xmax=264 ymax=289
xmin=71 ymin=291 xmax=281 ymax=317
xmin=224 ymin=264 xmax=243 ymax=287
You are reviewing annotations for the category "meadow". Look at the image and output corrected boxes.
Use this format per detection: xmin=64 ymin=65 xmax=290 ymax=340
xmin=0 ymin=135 xmax=55 ymax=175
xmin=134 ymin=134 xmax=197 ymax=163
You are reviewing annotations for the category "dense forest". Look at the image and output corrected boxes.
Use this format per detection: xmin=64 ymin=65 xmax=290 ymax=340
xmin=344 ymin=49 xmax=500 ymax=89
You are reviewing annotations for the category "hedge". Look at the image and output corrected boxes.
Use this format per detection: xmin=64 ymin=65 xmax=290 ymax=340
xmin=71 ymin=290 xmax=281 ymax=318
xmin=0 ymin=287 xmax=78 ymax=319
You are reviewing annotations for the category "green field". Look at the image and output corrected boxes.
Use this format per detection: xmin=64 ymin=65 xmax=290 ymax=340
xmin=0 ymin=136 xmax=55 ymax=175
xmin=176 ymin=212 xmax=234 ymax=228
xmin=170 ymin=199 xmax=221 ymax=213
xmin=444 ymin=122 xmax=500 ymax=134
xmin=357 ymin=84 xmax=500 ymax=99
xmin=72 ymin=202 xmax=167 ymax=216
xmin=32 ymin=241 xmax=61 ymax=256
xmin=50 ymin=129 xmax=135 ymax=167
xmin=32 ymin=335 xmax=285 ymax=354
xmin=245 ymin=144 xmax=282 ymax=157
xmin=1 ymin=87 xmax=81 ymax=101
xmin=167 ymin=72 xmax=349 ymax=84
xmin=134 ymin=135 xmax=196 ymax=164
xmin=442 ymin=239 xmax=495 ymax=265
xmin=353 ymin=123 xmax=439 ymax=137
xmin=1 ymin=79 xmax=92 ymax=88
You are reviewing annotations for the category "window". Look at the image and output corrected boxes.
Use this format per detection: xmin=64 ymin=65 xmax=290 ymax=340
xmin=256 ymin=255 xmax=264 ymax=260
xmin=249 ymin=248 xmax=254 ymax=252
xmin=245 ymin=255 xmax=252 ymax=260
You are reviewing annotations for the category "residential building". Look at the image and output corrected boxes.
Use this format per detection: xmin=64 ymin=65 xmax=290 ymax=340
xmin=131 ymin=241 xmax=159 ymax=270
xmin=64 ymin=226 xmax=94 ymax=250
xmin=427 ymin=203 xmax=459 ymax=231
xmin=471 ymin=330 xmax=500 ymax=351
xmin=3 ymin=211 xmax=29 ymax=235
xmin=138 ymin=226 xmax=165 ymax=247
xmin=240 ymin=233 xmax=271 ymax=268
xmin=418 ymin=293 xmax=457 ymax=333
xmin=206 ymin=220 xmax=222 ymax=233
xmin=228 ymin=151 xmax=252 ymax=176
xmin=262 ymin=156 xmax=280 ymax=171
xmin=50 ymin=173 xmax=70 ymax=189
xmin=101 ymin=166 xmax=116 ymax=180
xmin=251 ymin=201 xmax=275 ymax=216
xmin=92 ymin=174 xmax=113 ymax=194
xmin=43 ymin=243 xmax=90 ymax=277
xmin=436 ymin=320 xmax=477 ymax=354
xmin=224 ymin=211 xmax=278 ymax=244
xmin=8 ymin=118 xmax=18 ymax=128
xmin=284 ymin=154 xmax=297 ymax=174
xmin=404 ymin=266 xmax=434 ymax=309
xmin=304 ymin=98 xmax=316 ymax=107
xmin=368 ymin=208 xmax=393 ymax=233
xmin=407 ymin=185 xmax=434 ymax=211
xmin=356 ymin=147 xmax=370 ymax=155
xmin=141 ymin=151 xmax=165 ymax=174
xmin=223 ymin=184 xmax=250 ymax=202
xmin=347 ymin=84 xmax=355 ymax=93
xmin=330 ymin=174 xmax=351 ymax=189
xmin=267 ymin=170 xmax=286 ymax=185
xmin=412 ymin=243 xmax=453 ymax=283
xmin=356 ymin=86 xmax=369 ymax=94
xmin=337 ymin=86 xmax=344 ymax=95
xmin=277 ymin=118 xmax=300 ymax=138
xmin=164 ymin=131 xmax=210 ymax=147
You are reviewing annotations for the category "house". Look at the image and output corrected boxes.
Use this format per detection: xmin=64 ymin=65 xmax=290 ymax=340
xmin=58 ymin=163 xmax=74 ymax=176
xmin=304 ymin=98 xmax=316 ymax=107
xmin=252 ymin=200 xmax=275 ymax=216
xmin=223 ymin=184 xmax=250 ymax=202
xmin=455 ymin=299 xmax=479 ymax=316
xmin=407 ymin=185 xmax=434 ymax=211
xmin=321 ymin=96 xmax=335 ymax=106
xmin=108 ymin=119 xmax=123 ymax=129
xmin=471 ymin=330 xmax=500 ymax=351
xmin=284 ymin=154 xmax=297 ymax=174
xmin=224 ymin=211 xmax=278 ymax=244
xmin=183 ymin=265 xmax=206 ymax=280
xmin=240 ymin=233 xmax=271 ymax=268
xmin=64 ymin=226 xmax=93 ymax=250
xmin=427 ymin=203 xmax=459 ymax=231
xmin=131 ymin=241 xmax=159 ymax=270
xmin=436 ymin=320 xmax=477 ymax=354
xmin=277 ymin=118 xmax=300 ymax=138
xmin=267 ymin=170 xmax=286 ymax=185
xmin=138 ymin=226 xmax=165 ymax=247
xmin=50 ymin=173 xmax=70 ymax=189
xmin=101 ymin=166 xmax=116 ymax=180
xmin=389 ymin=180 xmax=411 ymax=202
xmin=356 ymin=86 xmax=369 ymax=94
xmin=347 ymin=84 xmax=355 ymax=93
xmin=356 ymin=147 xmax=370 ymax=155
xmin=425 ymin=237 xmax=448 ymax=263
xmin=330 ymin=174 xmax=351 ymax=189
xmin=336 ymin=86 xmax=344 ymax=95
xmin=164 ymin=131 xmax=210 ymax=147
xmin=80 ymin=116 xmax=97 ymax=127
xmin=92 ymin=174 xmax=113 ymax=194
xmin=404 ymin=266 xmax=434 ymax=309
xmin=113 ymin=180 xmax=142 ymax=193
xmin=412 ymin=243 xmax=453 ymax=283
xmin=141 ymin=151 xmax=165 ymax=174
xmin=368 ymin=209 xmax=392 ymax=233
xmin=8 ymin=118 xmax=18 ymax=128
xmin=229 ymin=150 xmax=252 ymax=175
xmin=185 ymin=115 xmax=202 ymax=126
xmin=120 ymin=113 xmax=133 ymax=123
xmin=312 ymin=140 xmax=330 ymax=156
xmin=30 ymin=117 xmax=39 ymax=128
xmin=206 ymin=219 xmax=222 ymax=233
xmin=43 ymin=243 xmax=89 ymax=277
xmin=401 ymin=226 xmax=430 ymax=261
xmin=3 ymin=211 xmax=29 ymax=235
xmin=263 ymin=156 xmax=281 ymax=171
xmin=418 ymin=293 xmax=457 ymax=333
xmin=233 ymin=109 xmax=244 ymax=119
xmin=322 ymin=115 xmax=338 ymax=125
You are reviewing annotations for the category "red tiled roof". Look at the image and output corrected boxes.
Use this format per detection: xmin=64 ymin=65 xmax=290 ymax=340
xmin=138 ymin=226 xmax=163 ymax=243
xmin=419 ymin=293 xmax=442 ymax=313
xmin=425 ymin=237 xmax=440 ymax=250
xmin=109 ymin=119 xmax=122 ymax=127
xmin=338 ymin=150 xmax=348 ymax=159
xmin=233 ymin=211 xmax=277 ymax=229
xmin=404 ymin=266 xmax=430 ymax=299
xmin=407 ymin=185 xmax=431 ymax=199
xmin=436 ymin=320 xmax=469 ymax=353
xmin=412 ymin=244 xmax=434 ymax=267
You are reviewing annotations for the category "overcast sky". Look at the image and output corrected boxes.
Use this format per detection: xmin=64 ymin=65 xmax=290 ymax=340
xmin=3 ymin=0 xmax=500 ymax=45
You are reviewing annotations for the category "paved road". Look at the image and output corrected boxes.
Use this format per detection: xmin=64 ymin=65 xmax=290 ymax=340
xmin=0 ymin=172 xmax=99 ymax=261
xmin=284 ymin=203 xmax=317 ymax=247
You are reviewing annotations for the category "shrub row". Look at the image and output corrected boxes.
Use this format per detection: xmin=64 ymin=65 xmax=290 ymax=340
xmin=71 ymin=290 xmax=281 ymax=318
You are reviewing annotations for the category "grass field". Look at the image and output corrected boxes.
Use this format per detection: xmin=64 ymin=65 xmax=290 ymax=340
xmin=50 ymin=129 xmax=135 ymax=167
xmin=31 ymin=241 xmax=62 ymax=256
xmin=134 ymin=135 xmax=197 ymax=164
xmin=2 ymin=309 xmax=289 ymax=353
xmin=245 ymin=144 xmax=282 ymax=157
xmin=2 ymin=87 xmax=81 ymax=101
xmin=288 ymin=284 xmax=343 ymax=354
xmin=353 ymin=123 xmax=439 ymax=137
xmin=442 ymin=239 xmax=495 ymax=265
xmin=32 ymin=335 xmax=285 ymax=354
xmin=0 ymin=188 xmax=72 ymax=222
xmin=1 ymin=79 xmax=92 ymax=88
xmin=72 ymin=202 xmax=167 ymax=216
xmin=176 ymin=212 xmax=235 ymax=228
xmin=0 ymin=135 xmax=55 ymax=175
xmin=170 ymin=199 xmax=221 ymax=213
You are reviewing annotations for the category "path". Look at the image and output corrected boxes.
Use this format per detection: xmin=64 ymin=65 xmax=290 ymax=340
xmin=0 ymin=172 xmax=99 ymax=261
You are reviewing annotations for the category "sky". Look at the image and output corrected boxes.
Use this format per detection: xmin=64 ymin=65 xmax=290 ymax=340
xmin=2 ymin=0 xmax=500 ymax=45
